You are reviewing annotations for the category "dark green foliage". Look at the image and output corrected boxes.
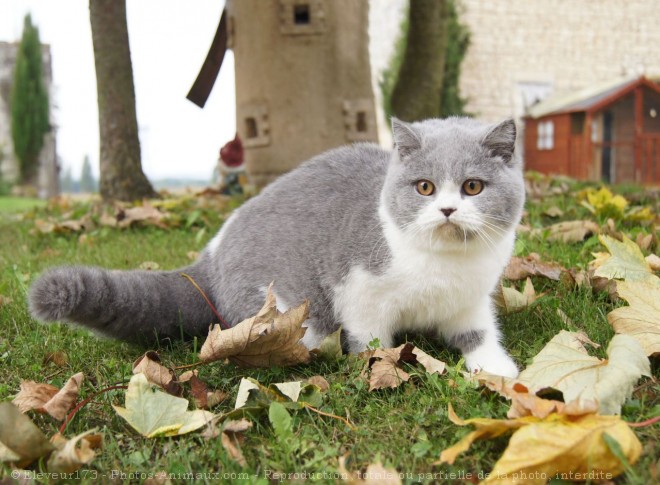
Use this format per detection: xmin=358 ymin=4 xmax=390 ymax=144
xmin=381 ymin=0 xmax=470 ymax=123
xmin=10 ymin=14 xmax=50 ymax=184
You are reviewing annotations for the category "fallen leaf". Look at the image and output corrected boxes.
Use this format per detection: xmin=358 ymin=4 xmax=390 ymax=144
xmin=542 ymin=220 xmax=599 ymax=243
xmin=542 ymin=206 xmax=564 ymax=218
xmin=0 ymin=402 xmax=54 ymax=467
xmin=437 ymin=403 xmax=642 ymax=484
xmin=636 ymin=232 xmax=654 ymax=251
xmin=582 ymin=187 xmax=628 ymax=219
xmin=113 ymin=373 xmax=214 ymax=438
xmin=199 ymin=283 xmax=311 ymax=367
xmin=220 ymin=419 xmax=252 ymax=466
xmin=189 ymin=374 xmax=227 ymax=409
xmin=366 ymin=343 xmax=446 ymax=391
xmin=594 ymin=235 xmax=659 ymax=284
xmin=494 ymin=278 xmax=540 ymax=314
xmin=646 ymin=254 xmax=660 ymax=271
xmin=312 ymin=327 xmax=343 ymax=361
xmin=516 ymin=331 xmax=650 ymax=414
xmin=117 ymin=201 xmax=169 ymax=229
xmin=339 ymin=456 xmax=402 ymax=485
xmin=306 ymin=375 xmax=330 ymax=392
xmin=47 ymin=430 xmax=102 ymax=473
xmin=43 ymin=351 xmax=69 ymax=367
xmin=608 ymin=280 xmax=660 ymax=356
xmin=132 ymin=351 xmax=181 ymax=396
xmin=138 ymin=261 xmax=160 ymax=271
xmin=504 ymin=253 xmax=565 ymax=281
xmin=13 ymin=372 xmax=83 ymax=421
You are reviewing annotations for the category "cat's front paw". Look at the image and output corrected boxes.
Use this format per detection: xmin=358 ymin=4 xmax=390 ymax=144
xmin=465 ymin=353 xmax=519 ymax=378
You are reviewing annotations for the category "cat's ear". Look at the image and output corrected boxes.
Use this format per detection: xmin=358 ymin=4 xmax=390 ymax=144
xmin=482 ymin=119 xmax=516 ymax=163
xmin=391 ymin=118 xmax=422 ymax=159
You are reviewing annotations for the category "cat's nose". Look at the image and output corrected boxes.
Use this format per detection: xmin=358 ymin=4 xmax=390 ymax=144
xmin=440 ymin=207 xmax=456 ymax=217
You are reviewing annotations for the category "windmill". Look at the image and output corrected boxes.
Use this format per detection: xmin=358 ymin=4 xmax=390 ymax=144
xmin=187 ymin=0 xmax=378 ymax=187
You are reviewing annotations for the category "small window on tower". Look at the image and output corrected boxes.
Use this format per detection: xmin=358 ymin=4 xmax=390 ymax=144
xmin=293 ymin=4 xmax=310 ymax=24
xmin=356 ymin=111 xmax=367 ymax=133
xmin=245 ymin=117 xmax=258 ymax=139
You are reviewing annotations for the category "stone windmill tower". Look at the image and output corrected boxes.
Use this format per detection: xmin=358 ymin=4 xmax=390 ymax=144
xmin=189 ymin=0 xmax=378 ymax=187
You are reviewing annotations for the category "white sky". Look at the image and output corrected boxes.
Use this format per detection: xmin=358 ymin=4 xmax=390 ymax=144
xmin=0 ymin=0 xmax=404 ymax=181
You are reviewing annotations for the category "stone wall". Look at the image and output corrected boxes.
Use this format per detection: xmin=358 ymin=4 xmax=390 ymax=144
xmin=458 ymin=0 xmax=660 ymax=122
xmin=0 ymin=41 xmax=58 ymax=197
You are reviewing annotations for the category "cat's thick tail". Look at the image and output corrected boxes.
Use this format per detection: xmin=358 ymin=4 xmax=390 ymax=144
xmin=28 ymin=260 xmax=219 ymax=343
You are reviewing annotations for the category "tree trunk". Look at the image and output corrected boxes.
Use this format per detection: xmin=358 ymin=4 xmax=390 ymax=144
xmin=390 ymin=0 xmax=450 ymax=122
xmin=89 ymin=0 xmax=156 ymax=201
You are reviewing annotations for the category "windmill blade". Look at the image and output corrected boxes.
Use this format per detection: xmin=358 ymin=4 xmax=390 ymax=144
xmin=186 ymin=8 xmax=228 ymax=108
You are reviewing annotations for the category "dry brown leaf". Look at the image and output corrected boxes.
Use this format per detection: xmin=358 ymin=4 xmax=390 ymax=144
xmin=43 ymin=351 xmax=69 ymax=368
xmin=190 ymin=374 xmax=228 ymax=409
xmin=0 ymin=402 xmax=54 ymax=468
xmin=542 ymin=206 xmax=564 ymax=218
xmin=13 ymin=372 xmax=83 ymax=421
xmin=367 ymin=343 xmax=445 ymax=391
xmin=543 ymin=220 xmax=599 ymax=243
xmin=220 ymin=419 xmax=252 ymax=467
xmin=646 ymin=253 xmax=660 ymax=271
xmin=117 ymin=201 xmax=169 ymax=229
xmin=636 ymin=232 xmax=654 ymax=251
xmin=437 ymin=403 xmax=642 ymax=483
xmin=132 ymin=351 xmax=181 ymax=396
xmin=306 ymin=375 xmax=330 ymax=392
xmin=504 ymin=253 xmax=565 ymax=281
xmin=494 ymin=278 xmax=540 ymax=314
xmin=339 ymin=456 xmax=402 ymax=485
xmin=47 ymin=430 xmax=102 ymax=473
xmin=608 ymin=280 xmax=660 ymax=356
xmin=199 ymin=283 xmax=311 ymax=367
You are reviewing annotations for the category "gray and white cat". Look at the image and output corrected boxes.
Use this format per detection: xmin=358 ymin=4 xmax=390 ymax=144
xmin=29 ymin=117 xmax=525 ymax=377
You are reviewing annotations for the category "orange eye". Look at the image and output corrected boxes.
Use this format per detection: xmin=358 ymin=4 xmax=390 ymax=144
xmin=415 ymin=180 xmax=435 ymax=196
xmin=462 ymin=179 xmax=484 ymax=196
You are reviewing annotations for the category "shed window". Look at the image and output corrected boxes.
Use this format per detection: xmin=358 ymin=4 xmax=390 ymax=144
xmin=293 ymin=4 xmax=310 ymax=24
xmin=537 ymin=120 xmax=554 ymax=150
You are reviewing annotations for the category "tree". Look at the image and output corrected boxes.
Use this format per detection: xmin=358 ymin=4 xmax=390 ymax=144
xmin=386 ymin=0 xmax=470 ymax=122
xmin=89 ymin=0 xmax=156 ymax=201
xmin=79 ymin=155 xmax=96 ymax=193
xmin=60 ymin=164 xmax=74 ymax=193
xmin=10 ymin=14 xmax=50 ymax=185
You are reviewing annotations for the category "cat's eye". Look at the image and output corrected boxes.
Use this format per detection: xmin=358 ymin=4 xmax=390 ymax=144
xmin=415 ymin=180 xmax=435 ymax=196
xmin=462 ymin=179 xmax=484 ymax=196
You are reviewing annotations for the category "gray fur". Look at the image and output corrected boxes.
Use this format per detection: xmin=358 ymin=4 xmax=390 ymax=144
xmin=28 ymin=117 xmax=525 ymax=354
xmin=445 ymin=330 xmax=486 ymax=354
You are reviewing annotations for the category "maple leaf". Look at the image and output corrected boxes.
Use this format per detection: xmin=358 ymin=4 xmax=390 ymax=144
xmin=516 ymin=331 xmax=650 ymax=414
xmin=437 ymin=404 xmax=642 ymax=483
xmin=504 ymin=253 xmax=565 ymax=281
xmin=538 ymin=220 xmax=599 ymax=243
xmin=367 ymin=343 xmax=446 ymax=391
xmin=593 ymin=235 xmax=659 ymax=284
xmin=582 ymin=187 xmax=628 ymax=219
xmin=13 ymin=372 xmax=83 ymax=421
xmin=494 ymin=278 xmax=540 ymax=314
xmin=0 ymin=402 xmax=54 ymax=468
xmin=113 ymin=373 xmax=214 ymax=438
xmin=47 ymin=430 xmax=102 ymax=473
xmin=189 ymin=374 xmax=228 ymax=409
xmin=199 ymin=283 xmax=311 ymax=367
xmin=116 ymin=201 xmax=169 ymax=229
xmin=132 ymin=351 xmax=181 ymax=396
xmin=608 ymin=280 xmax=660 ymax=356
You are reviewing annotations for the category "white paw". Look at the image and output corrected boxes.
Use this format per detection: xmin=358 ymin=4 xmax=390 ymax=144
xmin=466 ymin=353 xmax=519 ymax=378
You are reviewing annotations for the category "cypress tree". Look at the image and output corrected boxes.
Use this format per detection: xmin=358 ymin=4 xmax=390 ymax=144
xmin=10 ymin=14 xmax=50 ymax=185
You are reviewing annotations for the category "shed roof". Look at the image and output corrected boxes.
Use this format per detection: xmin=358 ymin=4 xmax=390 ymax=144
xmin=526 ymin=75 xmax=660 ymax=119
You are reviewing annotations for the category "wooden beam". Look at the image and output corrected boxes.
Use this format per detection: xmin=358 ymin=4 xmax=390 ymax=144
xmin=186 ymin=9 xmax=228 ymax=108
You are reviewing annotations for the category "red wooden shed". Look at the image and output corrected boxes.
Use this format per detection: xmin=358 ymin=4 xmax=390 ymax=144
xmin=523 ymin=76 xmax=660 ymax=185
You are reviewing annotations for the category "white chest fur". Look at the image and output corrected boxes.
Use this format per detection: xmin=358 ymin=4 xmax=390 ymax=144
xmin=332 ymin=206 xmax=514 ymax=346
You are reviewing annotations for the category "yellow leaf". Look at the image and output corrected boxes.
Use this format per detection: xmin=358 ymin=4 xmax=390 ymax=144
xmin=594 ymin=235 xmax=659 ymax=284
xmin=199 ymin=283 xmax=311 ymax=367
xmin=517 ymin=331 xmax=650 ymax=414
xmin=608 ymin=280 xmax=660 ymax=356
xmin=113 ymin=373 xmax=214 ymax=438
xmin=585 ymin=187 xmax=628 ymax=219
xmin=484 ymin=414 xmax=641 ymax=484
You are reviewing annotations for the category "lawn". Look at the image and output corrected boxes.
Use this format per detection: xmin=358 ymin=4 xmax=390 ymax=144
xmin=0 ymin=196 xmax=46 ymax=213
xmin=0 ymin=180 xmax=658 ymax=484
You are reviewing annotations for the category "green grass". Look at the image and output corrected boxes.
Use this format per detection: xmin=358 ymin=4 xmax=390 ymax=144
xmin=0 ymin=196 xmax=46 ymax=213
xmin=0 ymin=182 xmax=658 ymax=484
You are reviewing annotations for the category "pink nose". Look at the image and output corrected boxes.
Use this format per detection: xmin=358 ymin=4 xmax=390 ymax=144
xmin=440 ymin=208 xmax=456 ymax=217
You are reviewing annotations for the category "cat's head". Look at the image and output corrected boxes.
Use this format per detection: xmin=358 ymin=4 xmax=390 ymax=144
xmin=381 ymin=117 xmax=525 ymax=251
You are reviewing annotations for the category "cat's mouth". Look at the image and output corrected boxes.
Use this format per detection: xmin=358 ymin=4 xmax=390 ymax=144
xmin=433 ymin=221 xmax=467 ymax=241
